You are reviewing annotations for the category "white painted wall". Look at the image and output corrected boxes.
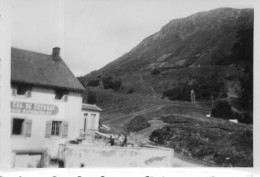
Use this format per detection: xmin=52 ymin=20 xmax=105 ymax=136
xmin=11 ymin=86 xmax=82 ymax=159
xmin=59 ymin=144 xmax=174 ymax=167
xmin=65 ymin=91 xmax=83 ymax=139
xmin=81 ymin=110 xmax=100 ymax=131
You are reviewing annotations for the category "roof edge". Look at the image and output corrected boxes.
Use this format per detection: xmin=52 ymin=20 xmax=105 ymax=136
xmin=11 ymin=80 xmax=86 ymax=92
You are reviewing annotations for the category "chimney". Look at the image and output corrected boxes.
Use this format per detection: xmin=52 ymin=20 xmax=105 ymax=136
xmin=52 ymin=47 xmax=60 ymax=61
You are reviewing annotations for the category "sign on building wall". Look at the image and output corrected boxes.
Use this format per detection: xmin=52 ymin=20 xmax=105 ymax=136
xmin=11 ymin=101 xmax=58 ymax=115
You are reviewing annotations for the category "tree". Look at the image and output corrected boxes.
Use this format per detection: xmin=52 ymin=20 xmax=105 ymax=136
xmin=87 ymin=90 xmax=96 ymax=104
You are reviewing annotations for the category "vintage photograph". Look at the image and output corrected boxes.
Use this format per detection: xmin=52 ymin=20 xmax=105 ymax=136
xmin=0 ymin=0 xmax=254 ymax=168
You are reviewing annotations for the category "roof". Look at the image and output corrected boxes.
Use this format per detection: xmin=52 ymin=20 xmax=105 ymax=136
xmin=11 ymin=47 xmax=85 ymax=92
xmin=82 ymin=103 xmax=102 ymax=112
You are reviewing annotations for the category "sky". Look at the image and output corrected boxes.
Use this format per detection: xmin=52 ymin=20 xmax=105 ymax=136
xmin=11 ymin=0 xmax=255 ymax=77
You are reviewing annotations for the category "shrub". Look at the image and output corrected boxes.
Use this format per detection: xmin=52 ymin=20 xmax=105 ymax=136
xmin=211 ymin=101 xmax=253 ymax=124
xmin=162 ymin=85 xmax=191 ymax=101
xmin=151 ymin=69 xmax=160 ymax=75
xmin=162 ymin=76 xmax=226 ymax=101
xmin=111 ymin=80 xmax=122 ymax=92
xmin=86 ymin=80 xmax=100 ymax=87
xmin=211 ymin=101 xmax=233 ymax=119
xmin=127 ymin=115 xmax=150 ymax=132
xmin=127 ymin=88 xmax=134 ymax=94
xmin=102 ymin=76 xmax=122 ymax=92
xmin=87 ymin=90 xmax=96 ymax=104
xmin=102 ymin=76 xmax=113 ymax=89
xmin=149 ymin=128 xmax=167 ymax=144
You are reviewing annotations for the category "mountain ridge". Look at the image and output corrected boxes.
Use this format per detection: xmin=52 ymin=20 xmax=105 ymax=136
xmin=82 ymin=7 xmax=253 ymax=78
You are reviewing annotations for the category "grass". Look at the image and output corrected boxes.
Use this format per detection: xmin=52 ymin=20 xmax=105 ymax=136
xmin=127 ymin=115 xmax=150 ymax=132
xmin=150 ymin=115 xmax=253 ymax=167
xmin=83 ymin=87 xmax=252 ymax=167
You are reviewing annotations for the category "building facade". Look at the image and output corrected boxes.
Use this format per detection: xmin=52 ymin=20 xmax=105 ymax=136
xmin=10 ymin=47 xmax=85 ymax=166
xmin=81 ymin=103 xmax=102 ymax=137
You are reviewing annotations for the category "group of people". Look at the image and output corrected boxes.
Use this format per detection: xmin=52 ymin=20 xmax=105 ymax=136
xmin=109 ymin=134 xmax=128 ymax=147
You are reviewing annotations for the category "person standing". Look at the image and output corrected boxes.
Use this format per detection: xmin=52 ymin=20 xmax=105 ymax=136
xmin=191 ymin=89 xmax=196 ymax=103
xmin=121 ymin=135 xmax=127 ymax=147
xmin=109 ymin=135 xmax=114 ymax=146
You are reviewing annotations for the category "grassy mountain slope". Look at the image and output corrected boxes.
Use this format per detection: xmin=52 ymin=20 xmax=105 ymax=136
xmin=79 ymin=8 xmax=253 ymax=112
xmin=78 ymin=8 xmax=253 ymax=166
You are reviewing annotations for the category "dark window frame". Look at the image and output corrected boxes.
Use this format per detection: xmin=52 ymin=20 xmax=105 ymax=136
xmin=11 ymin=83 xmax=32 ymax=97
xmin=51 ymin=121 xmax=62 ymax=136
xmin=54 ymin=89 xmax=69 ymax=101
xmin=12 ymin=118 xmax=25 ymax=135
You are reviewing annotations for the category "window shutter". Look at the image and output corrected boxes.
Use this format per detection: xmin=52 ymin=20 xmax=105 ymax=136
xmin=45 ymin=121 xmax=52 ymax=138
xmin=25 ymin=119 xmax=32 ymax=137
xmin=11 ymin=118 xmax=13 ymax=136
xmin=61 ymin=121 xmax=69 ymax=138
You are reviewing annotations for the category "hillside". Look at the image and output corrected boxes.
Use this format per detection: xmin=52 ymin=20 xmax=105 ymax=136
xmin=81 ymin=8 xmax=253 ymax=75
xmin=78 ymin=8 xmax=253 ymax=167
xmin=79 ymin=7 xmax=253 ymax=121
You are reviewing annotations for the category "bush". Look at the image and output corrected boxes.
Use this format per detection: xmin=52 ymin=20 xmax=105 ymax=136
xmin=211 ymin=101 xmax=253 ymax=124
xmin=127 ymin=88 xmax=134 ymax=94
xmin=232 ymin=111 xmax=253 ymax=124
xmin=86 ymin=80 xmax=100 ymax=87
xmin=149 ymin=119 xmax=253 ymax=167
xmin=149 ymin=128 xmax=170 ymax=144
xmin=151 ymin=69 xmax=160 ymax=75
xmin=87 ymin=90 xmax=96 ymax=104
xmin=162 ymin=77 xmax=226 ymax=101
xmin=162 ymin=85 xmax=191 ymax=101
xmin=102 ymin=76 xmax=122 ymax=92
xmin=211 ymin=101 xmax=233 ymax=119
xmin=127 ymin=115 xmax=150 ymax=132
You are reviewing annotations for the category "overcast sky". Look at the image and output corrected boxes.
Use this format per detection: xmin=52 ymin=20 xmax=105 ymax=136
xmin=11 ymin=0 xmax=255 ymax=76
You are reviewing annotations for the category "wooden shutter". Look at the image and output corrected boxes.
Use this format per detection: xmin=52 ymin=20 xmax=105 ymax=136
xmin=45 ymin=121 xmax=52 ymax=138
xmin=11 ymin=118 xmax=13 ymax=135
xmin=61 ymin=121 xmax=69 ymax=138
xmin=25 ymin=119 xmax=32 ymax=137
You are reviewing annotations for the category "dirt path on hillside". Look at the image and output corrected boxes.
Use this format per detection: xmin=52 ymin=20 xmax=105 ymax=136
xmin=102 ymin=101 xmax=215 ymax=167
xmin=104 ymin=101 xmax=212 ymax=135
xmin=103 ymin=105 xmax=167 ymax=134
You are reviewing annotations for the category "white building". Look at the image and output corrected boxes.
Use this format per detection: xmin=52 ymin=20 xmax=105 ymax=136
xmin=10 ymin=47 xmax=86 ymax=166
xmin=81 ymin=103 xmax=102 ymax=135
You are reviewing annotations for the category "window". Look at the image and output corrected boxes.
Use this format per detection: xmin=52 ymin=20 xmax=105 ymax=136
xmin=45 ymin=121 xmax=69 ymax=138
xmin=91 ymin=114 xmax=96 ymax=129
xmin=84 ymin=113 xmax=88 ymax=132
xmin=12 ymin=118 xmax=25 ymax=135
xmin=12 ymin=118 xmax=32 ymax=137
xmin=55 ymin=89 xmax=68 ymax=101
xmin=51 ymin=121 xmax=62 ymax=136
xmin=11 ymin=83 xmax=32 ymax=97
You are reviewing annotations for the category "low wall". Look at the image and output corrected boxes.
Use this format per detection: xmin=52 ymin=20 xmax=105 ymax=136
xmin=59 ymin=144 xmax=174 ymax=167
